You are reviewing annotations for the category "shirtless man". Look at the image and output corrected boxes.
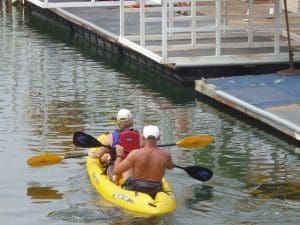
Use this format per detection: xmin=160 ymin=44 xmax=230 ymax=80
xmin=113 ymin=125 xmax=174 ymax=198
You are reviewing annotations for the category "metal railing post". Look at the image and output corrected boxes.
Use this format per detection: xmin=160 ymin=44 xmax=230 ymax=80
xmin=169 ymin=0 xmax=174 ymax=35
xmin=191 ymin=0 xmax=196 ymax=46
xmin=162 ymin=0 xmax=168 ymax=59
xmin=274 ymin=0 xmax=281 ymax=54
xmin=247 ymin=0 xmax=254 ymax=44
xmin=140 ymin=0 xmax=145 ymax=47
xmin=215 ymin=0 xmax=221 ymax=56
xmin=120 ymin=0 xmax=125 ymax=37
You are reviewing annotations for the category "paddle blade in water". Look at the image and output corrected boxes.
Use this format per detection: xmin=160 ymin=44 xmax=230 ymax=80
xmin=175 ymin=165 xmax=213 ymax=182
xmin=176 ymin=135 xmax=213 ymax=148
xmin=185 ymin=166 xmax=213 ymax=181
xmin=73 ymin=132 xmax=102 ymax=148
xmin=27 ymin=154 xmax=63 ymax=167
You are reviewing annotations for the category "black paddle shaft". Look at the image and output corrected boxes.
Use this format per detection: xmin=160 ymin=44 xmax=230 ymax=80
xmin=64 ymin=152 xmax=88 ymax=159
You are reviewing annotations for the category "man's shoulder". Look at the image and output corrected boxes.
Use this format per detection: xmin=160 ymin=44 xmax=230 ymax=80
xmin=157 ymin=148 xmax=171 ymax=157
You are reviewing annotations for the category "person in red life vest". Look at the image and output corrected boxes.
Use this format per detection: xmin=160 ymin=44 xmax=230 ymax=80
xmin=113 ymin=125 xmax=174 ymax=198
xmin=88 ymin=109 xmax=140 ymax=182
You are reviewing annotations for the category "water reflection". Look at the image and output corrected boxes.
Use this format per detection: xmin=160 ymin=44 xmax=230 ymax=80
xmin=250 ymin=182 xmax=300 ymax=201
xmin=185 ymin=184 xmax=214 ymax=216
xmin=27 ymin=185 xmax=63 ymax=203
xmin=106 ymin=215 xmax=170 ymax=225
xmin=48 ymin=207 xmax=108 ymax=223
xmin=27 ymin=9 xmax=196 ymax=106
xmin=48 ymin=206 xmax=170 ymax=224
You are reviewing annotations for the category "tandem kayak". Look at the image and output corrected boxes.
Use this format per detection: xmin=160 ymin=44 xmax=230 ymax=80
xmin=86 ymin=135 xmax=176 ymax=216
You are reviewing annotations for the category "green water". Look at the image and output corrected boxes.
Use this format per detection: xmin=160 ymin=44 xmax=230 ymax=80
xmin=0 ymin=2 xmax=299 ymax=225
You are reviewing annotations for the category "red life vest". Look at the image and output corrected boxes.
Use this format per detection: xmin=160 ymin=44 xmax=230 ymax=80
xmin=112 ymin=128 xmax=140 ymax=158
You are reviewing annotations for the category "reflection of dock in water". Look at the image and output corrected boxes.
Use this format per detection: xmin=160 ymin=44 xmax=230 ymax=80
xmin=250 ymin=182 xmax=300 ymax=201
xmin=27 ymin=186 xmax=63 ymax=203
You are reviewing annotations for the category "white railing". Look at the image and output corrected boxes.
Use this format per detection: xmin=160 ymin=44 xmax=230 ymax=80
xmin=119 ymin=0 xmax=300 ymax=66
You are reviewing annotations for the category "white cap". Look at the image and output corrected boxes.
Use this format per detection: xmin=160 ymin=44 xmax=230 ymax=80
xmin=143 ymin=125 xmax=160 ymax=139
xmin=117 ymin=109 xmax=132 ymax=121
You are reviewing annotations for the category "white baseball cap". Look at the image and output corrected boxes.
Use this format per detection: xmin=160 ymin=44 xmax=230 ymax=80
xmin=143 ymin=125 xmax=160 ymax=139
xmin=117 ymin=109 xmax=132 ymax=121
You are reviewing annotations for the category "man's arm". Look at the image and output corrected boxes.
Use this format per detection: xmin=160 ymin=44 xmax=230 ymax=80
xmin=88 ymin=134 xmax=112 ymax=158
xmin=166 ymin=153 xmax=174 ymax=170
xmin=113 ymin=146 xmax=135 ymax=176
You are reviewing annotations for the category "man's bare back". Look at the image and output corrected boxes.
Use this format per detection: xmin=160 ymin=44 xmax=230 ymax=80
xmin=129 ymin=146 xmax=172 ymax=181
xmin=113 ymin=125 xmax=174 ymax=198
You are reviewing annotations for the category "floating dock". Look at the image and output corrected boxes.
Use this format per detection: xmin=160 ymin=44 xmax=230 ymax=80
xmin=195 ymin=73 xmax=300 ymax=143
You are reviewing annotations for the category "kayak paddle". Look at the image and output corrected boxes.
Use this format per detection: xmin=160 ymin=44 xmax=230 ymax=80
xmin=27 ymin=153 xmax=213 ymax=181
xmin=27 ymin=152 xmax=88 ymax=167
xmin=27 ymin=132 xmax=111 ymax=167
xmin=72 ymin=132 xmax=213 ymax=181
xmin=161 ymin=135 xmax=213 ymax=148
xmin=73 ymin=131 xmax=112 ymax=149
xmin=174 ymin=165 xmax=213 ymax=182
xmin=73 ymin=131 xmax=213 ymax=149
xmin=27 ymin=132 xmax=213 ymax=181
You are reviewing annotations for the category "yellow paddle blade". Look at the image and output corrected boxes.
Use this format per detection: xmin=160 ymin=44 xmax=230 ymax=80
xmin=27 ymin=154 xmax=63 ymax=167
xmin=176 ymin=135 xmax=213 ymax=148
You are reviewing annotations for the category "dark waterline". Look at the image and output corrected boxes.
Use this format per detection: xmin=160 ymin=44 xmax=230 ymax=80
xmin=1 ymin=2 xmax=299 ymax=225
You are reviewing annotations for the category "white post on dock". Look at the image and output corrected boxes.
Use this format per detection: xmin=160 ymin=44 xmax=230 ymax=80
xmin=247 ymin=0 xmax=254 ymax=45
xmin=274 ymin=0 xmax=281 ymax=54
xmin=120 ymin=0 xmax=125 ymax=37
xmin=191 ymin=0 xmax=196 ymax=46
xmin=140 ymin=0 xmax=146 ymax=47
xmin=44 ymin=0 xmax=48 ymax=8
xmin=169 ymin=0 xmax=174 ymax=35
xmin=215 ymin=0 xmax=221 ymax=56
xmin=162 ymin=0 xmax=168 ymax=59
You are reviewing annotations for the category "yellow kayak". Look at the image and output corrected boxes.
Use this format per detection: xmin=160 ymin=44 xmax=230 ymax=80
xmin=86 ymin=135 xmax=176 ymax=216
